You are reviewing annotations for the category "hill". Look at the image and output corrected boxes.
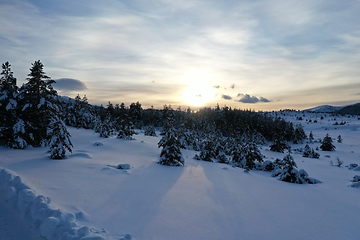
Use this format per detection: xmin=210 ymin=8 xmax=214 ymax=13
xmin=305 ymin=102 xmax=360 ymax=114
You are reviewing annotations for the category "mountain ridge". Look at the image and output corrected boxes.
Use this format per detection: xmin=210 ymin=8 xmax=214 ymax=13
xmin=305 ymin=102 xmax=360 ymax=115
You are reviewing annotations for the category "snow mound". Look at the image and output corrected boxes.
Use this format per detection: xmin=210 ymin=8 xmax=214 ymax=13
xmin=93 ymin=142 xmax=104 ymax=146
xmin=117 ymin=164 xmax=131 ymax=170
xmin=0 ymin=168 xmax=111 ymax=240
xmin=349 ymin=175 xmax=360 ymax=188
xmin=70 ymin=152 xmax=93 ymax=159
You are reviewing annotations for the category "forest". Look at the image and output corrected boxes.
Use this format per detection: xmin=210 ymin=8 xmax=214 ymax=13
xmin=1 ymin=60 xmax=320 ymax=183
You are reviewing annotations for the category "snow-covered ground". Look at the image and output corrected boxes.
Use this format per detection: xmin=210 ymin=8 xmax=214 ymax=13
xmin=1 ymin=112 xmax=360 ymax=240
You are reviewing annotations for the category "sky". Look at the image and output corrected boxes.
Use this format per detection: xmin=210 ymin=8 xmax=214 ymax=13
xmin=1 ymin=0 xmax=360 ymax=111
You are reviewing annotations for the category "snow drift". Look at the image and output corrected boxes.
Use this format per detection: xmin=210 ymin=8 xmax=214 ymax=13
xmin=0 ymin=168 xmax=110 ymax=240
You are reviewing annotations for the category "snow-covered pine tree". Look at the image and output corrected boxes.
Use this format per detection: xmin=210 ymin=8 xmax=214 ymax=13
xmin=272 ymin=154 xmax=299 ymax=183
xmin=214 ymin=140 xmax=228 ymax=164
xmin=144 ymin=125 xmax=157 ymax=136
xmin=320 ymin=133 xmax=336 ymax=151
xmin=47 ymin=117 xmax=73 ymax=159
xmin=64 ymin=94 xmax=95 ymax=129
xmin=231 ymin=141 xmax=263 ymax=171
xmin=272 ymin=154 xmax=320 ymax=184
xmin=199 ymin=139 xmax=214 ymax=162
xmin=117 ymin=118 xmax=135 ymax=140
xmin=17 ymin=60 xmax=59 ymax=147
xmin=292 ymin=124 xmax=306 ymax=144
xmin=12 ymin=118 xmax=27 ymax=149
xmin=270 ymin=138 xmax=289 ymax=153
xmin=302 ymin=144 xmax=320 ymax=159
xmin=0 ymin=62 xmax=19 ymax=147
xmin=99 ymin=114 xmax=115 ymax=138
xmin=158 ymin=108 xmax=184 ymax=166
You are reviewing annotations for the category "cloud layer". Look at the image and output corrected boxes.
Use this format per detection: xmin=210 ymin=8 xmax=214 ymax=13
xmin=0 ymin=0 xmax=359 ymax=110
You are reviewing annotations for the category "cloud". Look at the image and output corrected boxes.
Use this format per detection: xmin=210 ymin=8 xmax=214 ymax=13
xmin=236 ymin=94 xmax=271 ymax=104
xmin=54 ymin=78 xmax=87 ymax=91
xmin=222 ymin=94 xmax=232 ymax=100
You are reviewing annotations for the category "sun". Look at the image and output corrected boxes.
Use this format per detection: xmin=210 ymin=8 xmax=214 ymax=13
xmin=180 ymin=70 xmax=217 ymax=107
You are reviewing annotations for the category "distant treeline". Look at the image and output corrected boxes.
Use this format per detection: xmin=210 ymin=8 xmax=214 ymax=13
xmin=0 ymin=60 xmax=306 ymax=152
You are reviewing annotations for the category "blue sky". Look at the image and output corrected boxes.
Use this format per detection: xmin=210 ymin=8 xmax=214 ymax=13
xmin=1 ymin=0 xmax=360 ymax=110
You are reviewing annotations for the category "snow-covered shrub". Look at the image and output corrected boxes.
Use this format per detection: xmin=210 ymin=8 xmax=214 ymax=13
xmin=231 ymin=142 xmax=263 ymax=171
xmin=262 ymin=160 xmax=274 ymax=172
xmin=348 ymin=163 xmax=358 ymax=170
xmin=272 ymin=154 xmax=320 ymax=184
xmin=302 ymin=144 xmax=320 ymax=159
xmin=269 ymin=139 xmax=289 ymax=153
xmin=144 ymin=125 xmax=157 ymax=136
xmin=199 ymin=140 xmax=214 ymax=162
xmin=117 ymin=164 xmax=131 ymax=170
xmin=349 ymin=175 xmax=360 ymax=188
xmin=330 ymin=157 xmax=343 ymax=167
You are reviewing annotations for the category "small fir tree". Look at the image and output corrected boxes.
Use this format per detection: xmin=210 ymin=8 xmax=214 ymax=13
xmin=270 ymin=138 xmax=289 ymax=153
xmin=99 ymin=115 xmax=115 ymax=138
xmin=199 ymin=140 xmax=214 ymax=162
xmin=232 ymin=142 xmax=263 ymax=171
xmin=158 ymin=108 xmax=184 ymax=166
xmin=292 ymin=124 xmax=307 ymax=144
xmin=302 ymin=144 xmax=320 ymax=159
xmin=309 ymin=131 xmax=314 ymax=142
xmin=12 ymin=118 xmax=27 ymax=149
xmin=47 ymin=117 xmax=73 ymax=159
xmin=320 ymin=134 xmax=336 ymax=151
xmin=273 ymin=154 xmax=320 ymax=184
xmin=144 ymin=125 xmax=157 ymax=136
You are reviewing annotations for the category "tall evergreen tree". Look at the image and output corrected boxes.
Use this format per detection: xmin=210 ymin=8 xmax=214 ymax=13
xmin=0 ymin=61 xmax=19 ymax=147
xmin=18 ymin=60 xmax=58 ymax=146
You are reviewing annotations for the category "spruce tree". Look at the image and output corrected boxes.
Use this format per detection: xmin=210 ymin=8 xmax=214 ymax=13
xmin=12 ymin=118 xmax=27 ymax=149
xmin=158 ymin=108 xmax=184 ymax=166
xmin=47 ymin=117 xmax=73 ymax=159
xmin=320 ymin=133 xmax=336 ymax=151
xmin=18 ymin=60 xmax=58 ymax=146
xmin=0 ymin=61 xmax=19 ymax=147
xmin=270 ymin=138 xmax=289 ymax=153
xmin=199 ymin=140 xmax=214 ymax=162
xmin=144 ymin=125 xmax=157 ymax=136
xmin=302 ymin=144 xmax=320 ymax=159
xmin=292 ymin=124 xmax=306 ymax=144
xmin=99 ymin=114 xmax=114 ymax=138
xmin=309 ymin=131 xmax=314 ymax=142
xmin=232 ymin=141 xmax=263 ymax=171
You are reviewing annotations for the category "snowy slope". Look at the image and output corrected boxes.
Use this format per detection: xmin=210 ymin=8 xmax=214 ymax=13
xmin=305 ymin=105 xmax=343 ymax=113
xmin=1 ymin=113 xmax=360 ymax=240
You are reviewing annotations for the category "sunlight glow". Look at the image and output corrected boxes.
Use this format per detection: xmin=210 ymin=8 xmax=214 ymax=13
xmin=180 ymin=69 xmax=218 ymax=107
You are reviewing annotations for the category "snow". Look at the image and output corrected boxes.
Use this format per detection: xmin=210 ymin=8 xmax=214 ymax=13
xmin=305 ymin=105 xmax=343 ymax=113
xmin=1 ymin=112 xmax=360 ymax=240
